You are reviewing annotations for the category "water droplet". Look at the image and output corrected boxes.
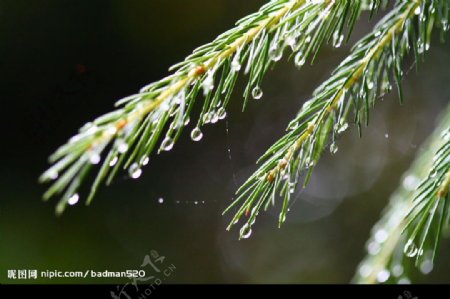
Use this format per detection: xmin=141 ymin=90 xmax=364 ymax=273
xmin=140 ymin=156 xmax=149 ymax=166
xmin=68 ymin=193 xmax=79 ymax=206
xmin=294 ymin=52 xmax=306 ymax=68
xmin=376 ymin=269 xmax=390 ymax=283
xmin=175 ymin=200 xmax=180 ymax=204
xmin=161 ymin=137 xmax=174 ymax=151
xmin=107 ymin=156 xmax=117 ymax=167
xmin=429 ymin=170 xmax=437 ymax=178
xmin=106 ymin=125 xmax=118 ymax=135
xmin=46 ymin=169 xmax=58 ymax=180
xmin=385 ymin=133 xmax=389 ymax=139
xmin=337 ymin=122 xmax=349 ymax=134
xmin=184 ymin=116 xmax=190 ymax=126
xmin=420 ymin=259 xmax=433 ymax=274
xmin=287 ymin=180 xmax=295 ymax=194
xmin=414 ymin=6 xmax=421 ymax=15
xmin=88 ymin=151 xmax=101 ymax=165
xmin=417 ymin=39 xmax=425 ymax=54
xmin=358 ymin=263 xmax=372 ymax=278
xmin=398 ymin=277 xmax=411 ymax=284
xmin=305 ymin=35 xmax=311 ymax=43
xmin=333 ymin=31 xmax=344 ymax=48
xmin=217 ymin=107 xmax=227 ymax=119
xmin=129 ymin=163 xmax=142 ymax=179
xmin=367 ymin=81 xmax=374 ymax=90
xmin=202 ymin=74 xmax=214 ymax=96
xmin=231 ymin=57 xmax=241 ymax=72
xmin=374 ymin=229 xmax=388 ymax=243
xmin=442 ymin=20 xmax=449 ymax=31
xmin=330 ymin=142 xmax=338 ymax=154
xmin=392 ymin=264 xmax=403 ymax=277
xmin=367 ymin=241 xmax=381 ymax=255
xmin=194 ymin=201 xmax=198 ymax=205
xmin=269 ymin=45 xmax=283 ymax=61
xmin=190 ymin=127 xmax=203 ymax=142
xmin=383 ymin=80 xmax=392 ymax=92
xmin=203 ymin=112 xmax=212 ymax=124
xmin=116 ymin=139 xmax=129 ymax=154
xmin=285 ymin=33 xmax=298 ymax=50
xmin=307 ymin=158 xmax=316 ymax=168
xmin=160 ymin=102 xmax=170 ymax=111
xmin=210 ymin=112 xmax=219 ymax=124
xmin=252 ymin=86 xmax=263 ymax=100
xmin=86 ymin=124 xmax=98 ymax=135
xmin=158 ymin=197 xmax=164 ymax=204
xmin=240 ymin=224 xmax=252 ymax=239
xmin=404 ymin=239 xmax=419 ymax=257
xmin=374 ymin=30 xmax=382 ymax=37
xmin=402 ymin=175 xmax=420 ymax=191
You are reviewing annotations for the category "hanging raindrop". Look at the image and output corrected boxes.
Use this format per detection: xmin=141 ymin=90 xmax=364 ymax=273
xmin=420 ymin=259 xmax=433 ymax=274
xmin=374 ymin=229 xmax=388 ymax=243
xmin=190 ymin=127 xmax=203 ymax=142
xmin=417 ymin=39 xmax=425 ymax=54
xmin=203 ymin=112 xmax=212 ymax=124
xmin=231 ymin=56 xmax=241 ymax=72
xmin=46 ymin=169 xmax=58 ymax=180
xmin=116 ymin=139 xmax=129 ymax=154
xmin=358 ymin=263 xmax=372 ymax=278
xmin=376 ymin=269 xmax=390 ymax=283
xmin=285 ymin=33 xmax=298 ymax=50
xmin=68 ymin=193 xmax=80 ymax=206
xmin=129 ymin=163 xmax=142 ymax=179
xmin=330 ymin=142 xmax=338 ymax=154
xmin=442 ymin=20 xmax=449 ymax=31
xmin=140 ymin=156 xmax=150 ymax=166
xmin=414 ymin=6 xmax=421 ymax=15
xmin=337 ymin=122 xmax=349 ymax=134
xmin=184 ymin=116 xmax=190 ymax=126
xmin=109 ymin=155 xmax=118 ymax=167
xmin=392 ymin=264 xmax=404 ymax=277
xmin=252 ymin=86 xmax=263 ymax=100
xmin=217 ymin=107 xmax=227 ymax=120
xmin=210 ymin=112 xmax=219 ymax=124
xmin=240 ymin=224 xmax=252 ymax=239
xmin=294 ymin=52 xmax=306 ymax=68
xmin=404 ymin=239 xmax=419 ymax=257
xmin=269 ymin=45 xmax=283 ymax=61
xmin=88 ymin=151 xmax=101 ymax=165
xmin=333 ymin=31 xmax=344 ymax=48
xmin=161 ymin=137 xmax=174 ymax=151
xmin=202 ymin=74 xmax=214 ymax=95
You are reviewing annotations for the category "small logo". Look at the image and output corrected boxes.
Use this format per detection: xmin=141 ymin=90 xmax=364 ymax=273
xmin=398 ymin=290 xmax=418 ymax=299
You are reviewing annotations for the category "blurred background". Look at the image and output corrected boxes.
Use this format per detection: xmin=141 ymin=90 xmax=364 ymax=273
xmin=0 ymin=0 xmax=449 ymax=284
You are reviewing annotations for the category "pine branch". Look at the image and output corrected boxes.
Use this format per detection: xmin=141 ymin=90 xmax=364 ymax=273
xmin=224 ymin=0 xmax=449 ymax=239
xmin=353 ymin=103 xmax=450 ymax=284
xmin=40 ymin=0 xmax=369 ymax=214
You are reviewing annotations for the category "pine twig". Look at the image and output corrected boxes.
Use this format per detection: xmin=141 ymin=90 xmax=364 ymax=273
xmin=224 ymin=0 xmax=449 ymax=239
xmin=354 ymin=103 xmax=450 ymax=284
xmin=40 ymin=0 xmax=368 ymax=214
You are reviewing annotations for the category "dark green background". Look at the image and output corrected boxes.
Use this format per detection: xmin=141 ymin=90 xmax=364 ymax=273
xmin=0 ymin=0 xmax=449 ymax=284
